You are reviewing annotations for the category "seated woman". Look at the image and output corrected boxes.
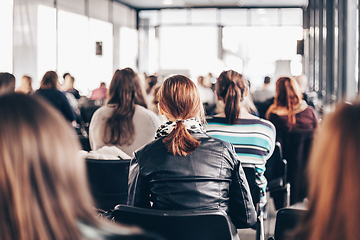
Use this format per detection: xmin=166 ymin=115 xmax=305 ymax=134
xmin=265 ymin=76 xmax=318 ymax=206
xmin=205 ymin=70 xmax=276 ymax=209
xmin=16 ymin=75 xmax=33 ymax=94
xmin=127 ymin=75 xmax=257 ymax=230
xmin=34 ymin=71 xmax=75 ymax=123
xmin=293 ymin=102 xmax=360 ymax=240
xmin=89 ymin=68 xmax=161 ymax=157
xmin=0 ymin=93 xmax=161 ymax=240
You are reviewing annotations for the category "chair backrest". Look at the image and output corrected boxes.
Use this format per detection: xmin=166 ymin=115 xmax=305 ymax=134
xmin=281 ymin=130 xmax=314 ymax=205
xmin=242 ymin=165 xmax=260 ymax=207
xmin=265 ymin=142 xmax=287 ymax=190
xmin=274 ymin=208 xmax=306 ymax=240
xmin=112 ymin=205 xmax=238 ymax=240
xmin=86 ymin=159 xmax=130 ymax=210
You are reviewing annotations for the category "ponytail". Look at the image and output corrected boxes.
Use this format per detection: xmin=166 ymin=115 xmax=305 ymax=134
xmin=224 ymin=81 xmax=240 ymax=125
xmin=163 ymin=121 xmax=200 ymax=157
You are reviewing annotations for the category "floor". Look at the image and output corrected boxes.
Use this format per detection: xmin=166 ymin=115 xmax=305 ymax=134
xmin=236 ymin=198 xmax=308 ymax=240
xmin=237 ymin=198 xmax=277 ymax=240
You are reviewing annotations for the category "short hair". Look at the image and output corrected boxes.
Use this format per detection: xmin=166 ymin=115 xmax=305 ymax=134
xmin=0 ymin=72 xmax=15 ymax=95
xmin=264 ymin=76 xmax=271 ymax=84
xmin=63 ymin=72 xmax=70 ymax=79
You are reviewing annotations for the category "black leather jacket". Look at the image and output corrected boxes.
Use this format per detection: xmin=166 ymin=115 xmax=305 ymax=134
xmin=127 ymin=132 xmax=257 ymax=229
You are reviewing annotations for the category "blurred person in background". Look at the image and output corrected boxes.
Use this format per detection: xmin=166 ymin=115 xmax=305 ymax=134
xmin=35 ymin=71 xmax=75 ymax=123
xmin=0 ymin=72 xmax=15 ymax=95
xmin=0 ymin=93 xmax=161 ymax=240
xmin=62 ymin=72 xmax=80 ymax=99
xmin=16 ymin=75 xmax=33 ymax=95
xmin=292 ymin=102 xmax=360 ymax=240
xmin=90 ymin=82 xmax=107 ymax=101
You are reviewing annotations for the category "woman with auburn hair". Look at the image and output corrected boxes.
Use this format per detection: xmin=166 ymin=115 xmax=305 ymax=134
xmin=34 ymin=70 xmax=75 ymax=123
xmin=265 ymin=76 xmax=318 ymax=134
xmin=265 ymin=76 xmax=318 ymax=206
xmin=292 ymin=102 xmax=360 ymax=240
xmin=0 ymin=93 xmax=161 ymax=240
xmin=128 ymin=75 xmax=257 ymax=233
xmin=89 ymin=68 xmax=160 ymax=156
xmin=205 ymin=70 xmax=276 ymax=210
xmin=16 ymin=75 xmax=33 ymax=94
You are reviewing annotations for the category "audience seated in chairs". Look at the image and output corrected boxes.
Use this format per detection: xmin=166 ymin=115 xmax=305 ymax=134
xmin=0 ymin=93 xmax=161 ymax=240
xmin=127 ymin=75 xmax=257 ymax=234
xmin=266 ymin=76 xmax=318 ymax=206
xmin=34 ymin=71 xmax=75 ymax=123
xmin=291 ymin=102 xmax=360 ymax=240
xmin=206 ymin=70 xmax=276 ymax=211
xmin=89 ymin=68 xmax=161 ymax=157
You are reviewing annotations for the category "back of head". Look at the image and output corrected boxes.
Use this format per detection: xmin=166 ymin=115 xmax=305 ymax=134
xmin=264 ymin=76 xmax=271 ymax=84
xmin=40 ymin=71 xmax=58 ymax=89
xmin=293 ymin=102 xmax=360 ymax=240
xmin=0 ymin=72 xmax=16 ymax=95
xmin=268 ymin=76 xmax=301 ymax=127
xmin=0 ymin=93 xmax=98 ymax=239
xmin=146 ymin=75 xmax=158 ymax=94
xmin=104 ymin=68 xmax=141 ymax=146
xmin=158 ymin=75 xmax=202 ymax=156
xmin=216 ymin=70 xmax=248 ymax=124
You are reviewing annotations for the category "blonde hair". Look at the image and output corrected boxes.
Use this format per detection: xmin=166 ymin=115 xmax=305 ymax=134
xmin=0 ymin=93 xmax=141 ymax=240
xmin=158 ymin=75 xmax=202 ymax=156
xmin=16 ymin=75 xmax=33 ymax=94
xmin=293 ymin=102 xmax=360 ymax=240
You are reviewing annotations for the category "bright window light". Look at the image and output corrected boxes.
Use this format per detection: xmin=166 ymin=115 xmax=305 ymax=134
xmin=0 ymin=0 xmax=13 ymax=72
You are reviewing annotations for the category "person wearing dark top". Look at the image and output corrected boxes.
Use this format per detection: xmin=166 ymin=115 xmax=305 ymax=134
xmin=62 ymin=73 xmax=80 ymax=99
xmin=35 ymin=71 xmax=75 ymax=122
xmin=128 ymin=75 xmax=257 ymax=231
xmin=265 ymin=76 xmax=318 ymax=206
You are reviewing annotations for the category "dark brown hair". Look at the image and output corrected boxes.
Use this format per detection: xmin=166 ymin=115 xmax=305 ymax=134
xmin=293 ymin=102 xmax=360 ymax=240
xmin=216 ymin=70 xmax=248 ymax=125
xmin=265 ymin=76 xmax=301 ymax=129
xmin=0 ymin=93 xmax=142 ymax=240
xmin=146 ymin=75 xmax=158 ymax=94
xmin=104 ymin=68 xmax=146 ymax=146
xmin=40 ymin=71 xmax=58 ymax=89
xmin=0 ymin=72 xmax=15 ymax=95
xmin=158 ymin=75 xmax=201 ymax=156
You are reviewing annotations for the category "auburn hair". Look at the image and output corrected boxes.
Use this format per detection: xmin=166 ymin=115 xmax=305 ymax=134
xmin=0 ymin=93 xmax=142 ymax=240
xmin=216 ymin=70 xmax=248 ymax=125
xmin=104 ymin=68 xmax=146 ymax=146
xmin=293 ymin=102 xmax=360 ymax=240
xmin=40 ymin=71 xmax=58 ymax=89
xmin=158 ymin=75 xmax=201 ymax=156
xmin=266 ymin=76 xmax=302 ymax=129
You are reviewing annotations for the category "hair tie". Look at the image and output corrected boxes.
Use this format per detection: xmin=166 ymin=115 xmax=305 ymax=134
xmin=176 ymin=119 xmax=183 ymax=123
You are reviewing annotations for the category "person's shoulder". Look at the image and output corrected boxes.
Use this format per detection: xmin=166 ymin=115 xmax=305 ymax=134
xmin=134 ymin=138 xmax=163 ymax=160
xmin=135 ymin=105 xmax=161 ymax=123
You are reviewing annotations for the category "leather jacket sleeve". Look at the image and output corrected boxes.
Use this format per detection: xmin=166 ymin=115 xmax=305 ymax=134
xmin=127 ymin=155 xmax=151 ymax=208
xmin=227 ymin=143 xmax=257 ymax=228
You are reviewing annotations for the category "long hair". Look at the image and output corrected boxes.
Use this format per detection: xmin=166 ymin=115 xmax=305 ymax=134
xmin=158 ymin=75 xmax=201 ymax=156
xmin=40 ymin=71 xmax=58 ymax=89
xmin=216 ymin=70 xmax=248 ymax=125
xmin=0 ymin=93 xmax=142 ymax=240
xmin=293 ymin=102 xmax=360 ymax=240
xmin=266 ymin=76 xmax=302 ymax=129
xmin=104 ymin=68 xmax=145 ymax=146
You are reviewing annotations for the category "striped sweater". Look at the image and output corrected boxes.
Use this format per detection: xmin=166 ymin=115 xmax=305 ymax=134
xmin=205 ymin=117 xmax=276 ymax=165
